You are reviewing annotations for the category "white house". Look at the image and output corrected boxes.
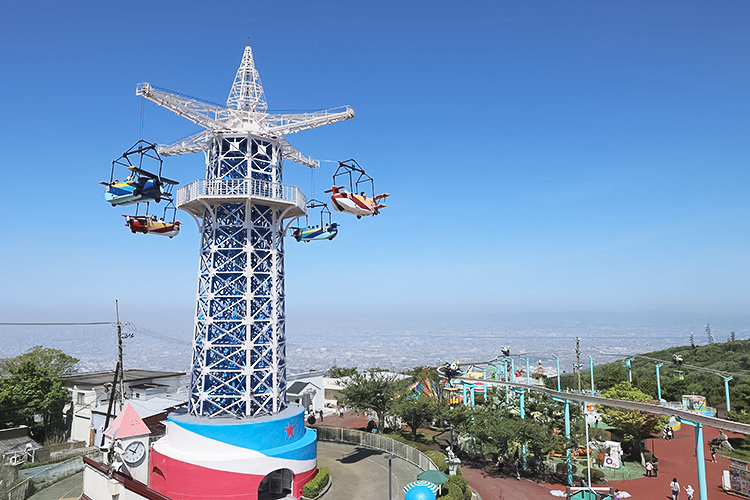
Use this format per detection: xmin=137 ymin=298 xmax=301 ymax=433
xmin=61 ymin=370 xmax=185 ymax=445
xmin=286 ymin=371 xmax=324 ymax=413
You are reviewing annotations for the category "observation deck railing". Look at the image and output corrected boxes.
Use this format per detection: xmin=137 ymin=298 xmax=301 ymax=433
xmin=176 ymin=178 xmax=307 ymax=216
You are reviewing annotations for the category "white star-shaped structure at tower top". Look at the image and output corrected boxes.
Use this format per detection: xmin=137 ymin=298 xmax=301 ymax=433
xmin=136 ymin=45 xmax=354 ymax=167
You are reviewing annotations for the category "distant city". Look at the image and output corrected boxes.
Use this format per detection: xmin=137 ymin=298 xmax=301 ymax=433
xmin=2 ymin=312 xmax=748 ymax=383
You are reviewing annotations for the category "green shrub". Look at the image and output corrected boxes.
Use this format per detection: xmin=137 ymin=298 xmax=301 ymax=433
xmin=303 ymin=467 xmax=329 ymax=498
xmin=590 ymin=468 xmax=607 ymax=484
xmin=438 ymin=475 xmax=471 ymax=500
xmin=426 ymin=451 xmax=449 ymax=473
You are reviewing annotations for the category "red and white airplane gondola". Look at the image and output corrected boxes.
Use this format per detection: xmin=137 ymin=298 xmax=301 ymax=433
xmin=325 ymin=159 xmax=389 ymax=219
xmin=123 ymin=215 xmax=181 ymax=238
xmin=325 ymin=186 xmax=388 ymax=218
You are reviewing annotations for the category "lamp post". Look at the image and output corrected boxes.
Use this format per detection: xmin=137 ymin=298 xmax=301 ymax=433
xmin=384 ymin=454 xmax=397 ymax=500
xmin=588 ymin=356 xmax=595 ymax=397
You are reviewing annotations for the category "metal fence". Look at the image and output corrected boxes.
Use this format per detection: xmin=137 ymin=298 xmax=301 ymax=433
xmin=316 ymin=427 xmax=438 ymax=472
xmin=6 ymin=451 xmax=98 ymax=500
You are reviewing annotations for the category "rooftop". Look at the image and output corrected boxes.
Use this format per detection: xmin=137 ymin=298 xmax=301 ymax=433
xmin=61 ymin=369 xmax=185 ymax=387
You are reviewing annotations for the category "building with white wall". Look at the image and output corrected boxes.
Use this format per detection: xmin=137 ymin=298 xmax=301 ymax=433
xmin=61 ymin=370 xmax=184 ymax=445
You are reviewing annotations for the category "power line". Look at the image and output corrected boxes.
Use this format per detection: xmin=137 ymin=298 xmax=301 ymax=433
xmin=126 ymin=323 xmax=192 ymax=346
xmin=0 ymin=322 xmax=112 ymax=326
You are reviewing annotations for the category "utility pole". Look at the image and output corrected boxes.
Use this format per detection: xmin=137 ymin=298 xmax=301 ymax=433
xmin=116 ymin=300 xmax=124 ymax=409
xmin=575 ymin=337 xmax=582 ymax=393
xmin=115 ymin=300 xmax=133 ymax=410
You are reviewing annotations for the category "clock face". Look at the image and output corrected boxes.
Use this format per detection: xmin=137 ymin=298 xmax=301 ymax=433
xmin=121 ymin=441 xmax=145 ymax=464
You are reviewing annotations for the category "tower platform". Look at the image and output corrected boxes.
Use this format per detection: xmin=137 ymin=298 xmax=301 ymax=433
xmin=176 ymin=178 xmax=307 ymax=219
xmin=149 ymin=403 xmax=317 ymax=500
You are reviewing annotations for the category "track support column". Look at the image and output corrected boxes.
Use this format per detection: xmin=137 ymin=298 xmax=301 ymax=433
xmin=681 ymin=418 xmax=708 ymax=500
xmin=656 ymin=363 xmax=663 ymax=401
xmin=552 ymin=354 xmax=561 ymax=391
xmin=553 ymin=396 xmax=573 ymax=486
xmin=724 ymin=376 xmax=733 ymax=413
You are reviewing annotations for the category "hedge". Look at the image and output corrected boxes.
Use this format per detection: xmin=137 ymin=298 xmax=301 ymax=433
xmin=425 ymin=451 xmax=449 ymax=473
xmin=439 ymin=475 xmax=471 ymax=500
xmin=303 ymin=467 xmax=330 ymax=498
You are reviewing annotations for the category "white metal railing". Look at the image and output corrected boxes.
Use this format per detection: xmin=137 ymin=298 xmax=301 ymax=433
xmin=316 ymin=427 xmax=438 ymax=472
xmin=176 ymin=178 xmax=306 ymax=211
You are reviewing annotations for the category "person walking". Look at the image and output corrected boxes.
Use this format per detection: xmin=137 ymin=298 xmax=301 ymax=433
xmin=685 ymin=485 xmax=694 ymax=500
xmin=652 ymin=458 xmax=659 ymax=478
xmin=710 ymin=446 xmax=717 ymax=462
xmin=670 ymin=478 xmax=680 ymax=500
xmin=645 ymin=461 xmax=653 ymax=477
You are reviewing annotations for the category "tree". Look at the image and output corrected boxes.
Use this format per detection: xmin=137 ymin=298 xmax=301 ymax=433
xmin=339 ymin=369 xmax=398 ymax=431
xmin=598 ymin=382 xmax=667 ymax=459
xmin=390 ymin=393 xmax=437 ymax=441
xmin=0 ymin=346 xmax=79 ymax=442
xmin=0 ymin=346 xmax=78 ymax=378
xmin=326 ymin=366 xmax=357 ymax=379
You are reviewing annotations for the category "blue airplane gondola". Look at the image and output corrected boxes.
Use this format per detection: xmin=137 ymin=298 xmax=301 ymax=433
xmin=291 ymin=199 xmax=340 ymax=242
xmin=100 ymin=140 xmax=177 ymax=207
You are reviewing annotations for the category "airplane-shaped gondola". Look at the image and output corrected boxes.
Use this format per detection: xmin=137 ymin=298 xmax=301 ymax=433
xmin=123 ymin=214 xmax=181 ymax=238
xmin=100 ymin=140 xmax=178 ymax=207
xmin=292 ymin=223 xmax=339 ymax=242
xmin=325 ymin=159 xmax=388 ymax=219
xmin=291 ymin=199 xmax=340 ymax=242
xmin=101 ymin=167 xmax=178 ymax=206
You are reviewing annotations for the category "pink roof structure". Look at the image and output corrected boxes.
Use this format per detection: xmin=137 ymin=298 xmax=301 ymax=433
xmin=104 ymin=403 xmax=150 ymax=439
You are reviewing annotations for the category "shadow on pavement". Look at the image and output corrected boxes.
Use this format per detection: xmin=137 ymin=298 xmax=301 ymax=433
xmin=337 ymin=447 xmax=384 ymax=464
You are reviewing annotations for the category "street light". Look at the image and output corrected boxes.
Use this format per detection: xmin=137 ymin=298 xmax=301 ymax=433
xmin=384 ymin=454 xmax=397 ymax=500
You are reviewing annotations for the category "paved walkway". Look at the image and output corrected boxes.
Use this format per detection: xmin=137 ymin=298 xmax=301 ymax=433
xmin=28 ymin=471 xmax=82 ymax=500
xmin=319 ymin=441 xmax=422 ymax=500
xmin=604 ymin=425 xmax=735 ymax=500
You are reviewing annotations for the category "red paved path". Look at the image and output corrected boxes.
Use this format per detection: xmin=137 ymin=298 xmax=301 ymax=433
xmin=604 ymin=426 xmax=734 ymax=500
xmin=315 ymin=412 xmax=736 ymax=500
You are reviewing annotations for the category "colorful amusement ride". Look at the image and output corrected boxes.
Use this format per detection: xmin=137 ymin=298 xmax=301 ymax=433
xmin=93 ymin=43 xmax=387 ymax=500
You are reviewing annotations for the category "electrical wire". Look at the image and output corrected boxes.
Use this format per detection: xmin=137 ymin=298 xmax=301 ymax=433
xmin=126 ymin=323 xmax=192 ymax=346
xmin=0 ymin=322 xmax=112 ymax=326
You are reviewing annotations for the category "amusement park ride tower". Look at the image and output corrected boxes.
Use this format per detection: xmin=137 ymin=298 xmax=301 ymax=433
xmin=136 ymin=45 xmax=353 ymax=500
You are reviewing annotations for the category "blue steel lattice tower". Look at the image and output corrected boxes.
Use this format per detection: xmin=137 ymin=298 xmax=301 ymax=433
xmin=137 ymin=46 xmax=354 ymax=418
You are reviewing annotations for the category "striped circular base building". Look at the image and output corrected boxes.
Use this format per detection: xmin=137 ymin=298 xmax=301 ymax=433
xmin=149 ymin=404 xmax=317 ymax=499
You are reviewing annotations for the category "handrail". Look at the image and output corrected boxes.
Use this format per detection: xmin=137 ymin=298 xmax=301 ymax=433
xmin=176 ymin=178 xmax=306 ymax=212
xmin=316 ymin=427 xmax=438 ymax=471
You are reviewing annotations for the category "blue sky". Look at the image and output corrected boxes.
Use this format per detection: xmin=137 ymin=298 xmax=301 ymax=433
xmin=0 ymin=1 xmax=748 ymax=333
